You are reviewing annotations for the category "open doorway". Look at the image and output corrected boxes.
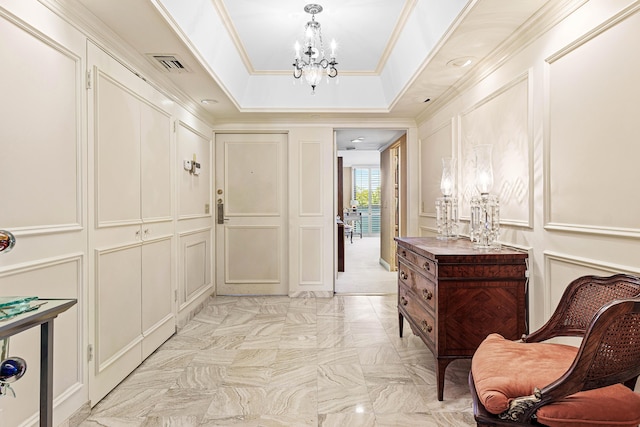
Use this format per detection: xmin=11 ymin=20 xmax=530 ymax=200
xmin=335 ymin=129 xmax=407 ymax=294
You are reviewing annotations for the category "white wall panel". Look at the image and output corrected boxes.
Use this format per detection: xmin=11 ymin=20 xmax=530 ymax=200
xmin=141 ymin=105 xmax=172 ymax=222
xmin=177 ymin=122 xmax=211 ymax=219
xmin=95 ymin=245 xmax=142 ymax=370
xmin=544 ymin=252 xmax=640 ymax=320
xmin=0 ymin=15 xmax=81 ymax=232
xmin=419 ymin=120 xmax=453 ymax=217
xmin=299 ymin=226 xmax=322 ymax=284
xmin=95 ymin=73 xmax=141 ymax=226
xmin=546 ymin=8 xmax=640 ymax=237
xmin=179 ymin=228 xmax=212 ymax=308
xmin=460 ymin=73 xmax=531 ymax=227
xmin=299 ymin=141 xmax=322 ymax=216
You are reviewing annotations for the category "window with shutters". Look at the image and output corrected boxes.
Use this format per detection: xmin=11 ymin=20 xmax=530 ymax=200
xmin=352 ymin=167 xmax=381 ymax=235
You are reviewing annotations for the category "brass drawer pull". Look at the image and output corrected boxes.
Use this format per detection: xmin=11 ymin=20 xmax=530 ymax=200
xmin=401 ymin=250 xmax=407 ymax=258
xmin=421 ymin=319 xmax=433 ymax=333
xmin=422 ymin=289 xmax=433 ymax=301
xmin=400 ymin=271 xmax=408 ymax=280
xmin=423 ymin=262 xmax=431 ymax=271
xmin=400 ymin=296 xmax=408 ymax=306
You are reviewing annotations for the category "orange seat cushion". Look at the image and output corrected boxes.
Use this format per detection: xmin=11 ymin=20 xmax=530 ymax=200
xmin=472 ymin=333 xmax=640 ymax=426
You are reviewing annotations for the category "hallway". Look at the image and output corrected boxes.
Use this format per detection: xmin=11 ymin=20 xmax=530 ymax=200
xmin=335 ymin=237 xmax=397 ymax=294
xmin=80 ymin=294 xmax=475 ymax=426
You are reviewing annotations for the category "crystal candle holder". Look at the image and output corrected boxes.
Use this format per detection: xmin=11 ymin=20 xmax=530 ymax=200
xmin=470 ymin=193 xmax=500 ymax=250
xmin=436 ymin=195 xmax=459 ymax=239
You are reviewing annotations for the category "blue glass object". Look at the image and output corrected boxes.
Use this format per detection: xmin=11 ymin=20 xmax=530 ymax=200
xmin=0 ymin=357 xmax=26 ymax=382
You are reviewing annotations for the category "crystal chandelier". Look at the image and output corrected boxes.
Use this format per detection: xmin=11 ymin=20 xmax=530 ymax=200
xmin=292 ymin=4 xmax=338 ymax=94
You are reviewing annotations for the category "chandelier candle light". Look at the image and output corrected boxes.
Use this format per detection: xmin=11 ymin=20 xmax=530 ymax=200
xmin=292 ymin=4 xmax=338 ymax=94
xmin=435 ymin=157 xmax=459 ymax=239
xmin=469 ymin=144 xmax=500 ymax=250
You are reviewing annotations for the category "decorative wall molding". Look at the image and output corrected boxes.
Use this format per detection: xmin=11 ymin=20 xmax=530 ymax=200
xmin=298 ymin=141 xmax=323 ymax=217
xmin=543 ymin=251 xmax=640 ymax=319
xmin=543 ymin=5 xmax=640 ymax=239
xmin=459 ymin=70 xmax=532 ymax=228
xmin=419 ymin=118 xmax=454 ymax=218
xmin=0 ymin=8 xmax=84 ymax=234
xmin=298 ymin=226 xmax=323 ymax=285
xmin=177 ymin=120 xmax=212 ymax=220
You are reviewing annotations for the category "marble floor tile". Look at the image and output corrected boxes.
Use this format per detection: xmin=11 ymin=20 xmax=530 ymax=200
xmin=190 ymin=348 xmax=237 ymax=366
xmin=201 ymin=414 xmax=317 ymax=427
xmin=317 ymin=385 xmax=374 ymax=414
xmin=274 ymin=348 xmax=318 ymax=364
xmin=269 ymin=363 xmax=317 ymax=387
xmin=231 ymin=349 xmax=278 ymax=366
xmin=318 ymin=413 xmax=376 ymax=427
xmin=204 ymin=386 xmax=317 ymax=417
xmin=368 ymin=384 xmax=431 ymax=414
xmin=81 ymin=292 xmax=477 ymax=427
xmin=316 ymin=347 xmax=361 ymax=365
xmin=361 ymin=364 xmax=414 ymax=385
xmin=356 ymin=345 xmax=402 ymax=365
xmin=317 ymin=363 xmax=366 ymax=387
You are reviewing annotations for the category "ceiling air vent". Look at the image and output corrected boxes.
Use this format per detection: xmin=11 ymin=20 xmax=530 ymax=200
xmin=148 ymin=54 xmax=191 ymax=73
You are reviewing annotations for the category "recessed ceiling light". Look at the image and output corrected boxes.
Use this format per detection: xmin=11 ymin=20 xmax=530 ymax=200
xmin=446 ymin=56 xmax=475 ymax=68
xmin=351 ymin=137 xmax=365 ymax=143
xmin=201 ymin=99 xmax=218 ymax=104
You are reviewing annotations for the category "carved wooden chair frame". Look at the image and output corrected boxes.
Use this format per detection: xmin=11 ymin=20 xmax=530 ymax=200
xmin=469 ymin=273 xmax=640 ymax=426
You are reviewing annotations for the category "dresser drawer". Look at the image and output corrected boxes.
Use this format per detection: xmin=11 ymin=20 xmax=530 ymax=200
xmin=398 ymin=247 xmax=436 ymax=280
xmin=404 ymin=290 xmax=436 ymax=345
xmin=398 ymin=260 xmax=436 ymax=313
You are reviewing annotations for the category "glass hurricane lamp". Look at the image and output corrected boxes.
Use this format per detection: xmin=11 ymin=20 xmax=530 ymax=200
xmin=469 ymin=145 xmax=500 ymax=250
xmin=435 ymin=157 xmax=459 ymax=240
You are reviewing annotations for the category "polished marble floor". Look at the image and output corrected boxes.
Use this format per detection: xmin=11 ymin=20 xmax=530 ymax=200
xmin=81 ymin=295 xmax=476 ymax=426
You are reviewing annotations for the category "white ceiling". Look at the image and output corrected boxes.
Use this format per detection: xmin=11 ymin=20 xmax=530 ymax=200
xmin=67 ymin=0 xmax=565 ymax=149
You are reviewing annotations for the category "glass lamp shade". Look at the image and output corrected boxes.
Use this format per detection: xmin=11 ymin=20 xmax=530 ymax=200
xmin=474 ymin=144 xmax=494 ymax=194
xmin=436 ymin=157 xmax=458 ymax=239
xmin=303 ymin=63 xmax=323 ymax=86
xmin=440 ymin=157 xmax=455 ymax=196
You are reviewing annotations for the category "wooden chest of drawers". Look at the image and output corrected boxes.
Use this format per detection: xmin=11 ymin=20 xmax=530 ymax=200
xmin=395 ymin=237 xmax=528 ymax=401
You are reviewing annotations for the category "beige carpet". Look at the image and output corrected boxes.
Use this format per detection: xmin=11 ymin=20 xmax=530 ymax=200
xmin=336 ymin=236 xmax=397 ymax=294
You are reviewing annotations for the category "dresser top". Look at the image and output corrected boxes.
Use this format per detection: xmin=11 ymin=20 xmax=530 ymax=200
xmin=395 ymin=236 xmax=527 ymax=260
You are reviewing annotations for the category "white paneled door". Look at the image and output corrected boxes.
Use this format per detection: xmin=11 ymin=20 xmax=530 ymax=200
xmin=215 ymin=134 xmax=288 ymax=295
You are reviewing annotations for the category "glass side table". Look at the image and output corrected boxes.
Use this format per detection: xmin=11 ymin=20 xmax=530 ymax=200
xmin=0 ymin=299 xmax=77 ymax=427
